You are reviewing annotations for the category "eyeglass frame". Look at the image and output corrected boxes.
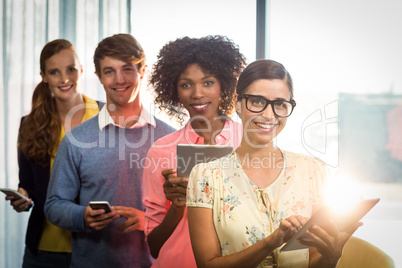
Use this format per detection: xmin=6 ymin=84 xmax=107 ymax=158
xmin=238 ymin=94 xmax=297 ymax=118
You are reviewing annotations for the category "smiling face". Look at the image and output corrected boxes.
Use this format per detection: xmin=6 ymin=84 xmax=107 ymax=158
xmin=239 ymin=79 xmax=292 ymax=147
xmin=97 ymin=56 xmax=144 ymax=109
xmin=41 ymin=49 xmax=82 ymax=102
xmin=177 ymin=63 xmax=221 ymax=122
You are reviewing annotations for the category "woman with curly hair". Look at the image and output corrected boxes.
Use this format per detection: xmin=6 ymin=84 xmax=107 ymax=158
xmin=5 ymin=39 xmax=102 ymax=267
xmin=142 ymin=35 xmax=246 ymax=267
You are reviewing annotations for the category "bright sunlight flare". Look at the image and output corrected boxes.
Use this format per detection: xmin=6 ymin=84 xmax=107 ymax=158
xmin=324 ymin=175 xmax=363 ymax=213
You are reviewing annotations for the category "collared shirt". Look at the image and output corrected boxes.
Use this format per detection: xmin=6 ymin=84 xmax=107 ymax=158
xmin=142 ymin=118 xmax=243 ymax=268
xmin=98 ymin=103 xmax=156 ymax=130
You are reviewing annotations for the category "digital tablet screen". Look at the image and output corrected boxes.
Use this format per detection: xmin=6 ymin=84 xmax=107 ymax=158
xmin=280 ymin=198 xmax=380 ymax=252
xmin=176 ymin=144 xmax=233 ymax=177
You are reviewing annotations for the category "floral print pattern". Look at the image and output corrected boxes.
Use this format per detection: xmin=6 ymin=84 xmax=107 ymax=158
xmin=187 ymin=150 xmax=329 ymax=267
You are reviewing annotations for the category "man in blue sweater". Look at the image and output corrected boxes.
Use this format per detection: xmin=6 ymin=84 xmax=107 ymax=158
xmin=45 ymin=34 xmax=175 ymax=267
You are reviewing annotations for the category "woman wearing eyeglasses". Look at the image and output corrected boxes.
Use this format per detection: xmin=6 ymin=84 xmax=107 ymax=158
xmin=187 ymin=59 xmax=361 ymax=268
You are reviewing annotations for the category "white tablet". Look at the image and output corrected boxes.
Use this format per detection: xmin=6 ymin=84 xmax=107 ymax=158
xmin=280 ymin=198 xmax=380 ymax=252
xmin=176 ymin=144 xmax=233 ymax=177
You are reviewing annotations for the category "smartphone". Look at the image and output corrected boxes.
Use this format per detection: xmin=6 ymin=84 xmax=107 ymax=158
xmin=0 ymin=188 xmax=29 ymax=201
xmin=88 ymin=201 xmax=112 ymax=213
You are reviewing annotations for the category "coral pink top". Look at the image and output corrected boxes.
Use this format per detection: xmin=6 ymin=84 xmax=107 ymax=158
xmin=143 ymin=118 xmax=242 ymax=268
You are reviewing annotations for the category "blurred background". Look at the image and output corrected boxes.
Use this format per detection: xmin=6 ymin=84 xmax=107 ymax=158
xmin=1 ymin=0 xmax=401 ymax=266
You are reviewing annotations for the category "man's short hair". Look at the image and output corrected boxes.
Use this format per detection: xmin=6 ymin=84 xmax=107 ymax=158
xmin=94 ymin=33 xmax=146 ymax=77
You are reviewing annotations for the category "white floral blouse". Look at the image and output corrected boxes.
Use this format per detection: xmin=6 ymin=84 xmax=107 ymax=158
xmin=187 ymin=150 xmax=329 ymax=268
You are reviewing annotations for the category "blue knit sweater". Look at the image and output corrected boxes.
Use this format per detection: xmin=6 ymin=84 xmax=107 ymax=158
xmin=45 ymin=114 xmax=175 ymax=268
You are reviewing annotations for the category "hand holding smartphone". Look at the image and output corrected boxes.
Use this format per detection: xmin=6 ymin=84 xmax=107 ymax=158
xmin=89 ymin=201 xmax=112 ymax=213
xmin=85 ymin=201 xmax=118 ymax=231
xmin=0 ymin=188 xmax=29 ymax=202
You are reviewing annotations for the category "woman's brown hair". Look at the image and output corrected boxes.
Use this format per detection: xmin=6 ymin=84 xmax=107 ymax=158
xmin=236 ymin=59 xmax=294 ymax=99
xmin=18 ymin=39 xmax=77 ymax=166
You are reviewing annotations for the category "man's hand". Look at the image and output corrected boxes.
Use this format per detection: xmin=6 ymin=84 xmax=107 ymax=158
xmin=84 ymin=205 xmax=120 ymax=231
xmin=114 ymin=206 xmax=145 ymax=233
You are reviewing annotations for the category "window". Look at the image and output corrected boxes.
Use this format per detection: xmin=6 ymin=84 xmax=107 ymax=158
xmin=268 ymin=1 xmax=402 ymax=265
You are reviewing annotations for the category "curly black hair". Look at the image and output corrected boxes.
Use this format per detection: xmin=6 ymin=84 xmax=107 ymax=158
xmin=150 ymin=35 xmax=247 ymax=125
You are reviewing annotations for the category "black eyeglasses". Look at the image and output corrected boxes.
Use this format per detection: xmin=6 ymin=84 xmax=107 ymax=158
xmin=239 ymin=94 xmax=296 ymax=117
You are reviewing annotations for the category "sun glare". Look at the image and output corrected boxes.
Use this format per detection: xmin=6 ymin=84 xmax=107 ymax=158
xmin=324 ymin=175 xmax=363 ymax=213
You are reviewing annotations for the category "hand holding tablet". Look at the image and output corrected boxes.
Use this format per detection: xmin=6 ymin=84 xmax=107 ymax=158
xmin=280 ymin=198 xmax=380 ymax=252
xmin=176 ymin=144 xmax=233 ymax=201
